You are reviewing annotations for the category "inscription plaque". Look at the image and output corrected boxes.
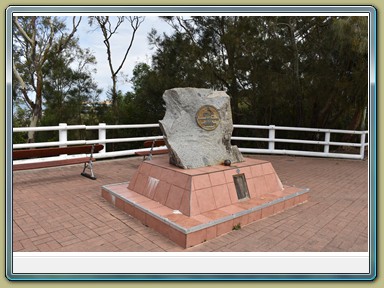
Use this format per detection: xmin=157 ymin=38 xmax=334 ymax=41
xmin=233 ymin=173 xmax=250 ymax=200
xmin=196 ymin=105 xmax=220 ymax=131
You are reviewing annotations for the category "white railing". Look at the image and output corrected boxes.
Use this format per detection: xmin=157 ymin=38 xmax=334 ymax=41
xmin=12 ymin=123 xmax=369 ymax=162
xmin=232 ymin=124 xmax=368 ymax=160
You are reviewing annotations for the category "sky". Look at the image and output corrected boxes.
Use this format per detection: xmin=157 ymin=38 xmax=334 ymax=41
xmin=67 ymin=16 xmax=174 ymax=100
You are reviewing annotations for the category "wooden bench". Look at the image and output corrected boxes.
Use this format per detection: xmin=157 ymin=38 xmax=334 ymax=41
xmin=13 ymin=144 xmax=104 ymax=180
xmin=135 ymin=139 xmax=168 ymax=160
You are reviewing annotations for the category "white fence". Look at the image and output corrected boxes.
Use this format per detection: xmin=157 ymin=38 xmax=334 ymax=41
xmin=13 ymin=123 xmax=368 ymax=162
xmin=232 ymin=125 xmax=368 ymax=160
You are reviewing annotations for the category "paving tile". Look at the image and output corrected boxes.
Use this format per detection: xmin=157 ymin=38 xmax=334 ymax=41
xmin=195 ymin=187 xmax=216 ymax=213
xmin=153 ymin=181 xmax=171 ymax=204
xmin=186 ymin=229 xmax=207 ymax=247
xmin=179 ymin=189 xmax=191 ymax=216
xmin=12 ymin=154 xmax=368 ymax=252
xmin=227 ymin=182 xmax=239 ymax=203
xmin=149 ymin=164 xmax=163 ymax=180
xmin=251 ymin=164 xmax=264 ymax=177
xmin=216 ymin=219 xmax=234 ymax=236
xmin=248 ymin=210 xmax=262 ymax=223
xmin=171 ymin=172 xmax=191 ymax=189
xmin=253 ymin=176 xmax=268 ymax=197
xmin=160 ymin=168 xmax=176 ymax=183
xmin=246 ymin=178 xmax=257 ymax=198
xmin=224 ymin=169 xmax=237 ymax=183
xmin=165 ymin=185 xmax=185 ymax=210
xmin=219 ymin=205 xmax=244 ymax=215
xmin=211 ymin=184 xmax=231 ymax=208
xmin=265 ymin=173 xmax=283 ymax=193
xmin=209 ymin=171 xmax=227 ymax=186
xmin=192 ymin=174 xmax=212 ymax=190
xmin=261 ymin=162 xmax=275 ymax=175
xmin=240 ymin=166 xmax=252 ymax=180
xmin=189 ymin=191 xmax=201 ymax=216
xmin=261 ymin=205 xmax=275 ymax=218
xmin=202 ymin=209 xmax=229 ymax=221
xmin=131 ymin=172 xmax=147 ymax=194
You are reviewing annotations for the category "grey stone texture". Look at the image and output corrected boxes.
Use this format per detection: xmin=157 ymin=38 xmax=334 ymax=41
xmin=159 ymin=87 xmax=244 ymax=169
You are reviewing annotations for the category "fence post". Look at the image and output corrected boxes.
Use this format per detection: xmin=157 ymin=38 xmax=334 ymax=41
xmin=268 ymin=125 xmax=275 ymax=151
xmin=324 ymin=131 xmax=330 ymax=154
xmin=359 ymin=132 xmax=366 ymax=159
xmin=59 ymin=123 xmax=67 ymax=148
xmin=98 ymin=123 xmax=106 ymax=154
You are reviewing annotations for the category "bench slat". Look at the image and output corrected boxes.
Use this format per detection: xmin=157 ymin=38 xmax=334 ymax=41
xmin=135 ymin=149 xmax=168 ymax=157
xmin=13 ymin=157 xmax=93 ymax=171
xmin=13 ymin=144 xmax=104 ymax=160
xmin=143 ymin=139 xmax=166 ymax=148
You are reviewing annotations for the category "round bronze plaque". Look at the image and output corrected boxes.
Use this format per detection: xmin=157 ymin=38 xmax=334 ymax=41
xmin=196 ymin=105 xmax=220 ymax=131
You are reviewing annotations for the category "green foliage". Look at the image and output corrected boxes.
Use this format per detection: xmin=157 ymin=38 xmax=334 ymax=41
xmin=41 ymin=45 xmax=102 ymax=126
xmin=130 ymin=16 xmax=368 ymax=146
xmin=12 ymin=16 xmax=83 ymax=142
xmin=12 ymin=103 xmax=30 ymax=144
xmin=13 ymin=16 xmax=368 ymax=151
xmin=232 ymin=223 xmax=241 ymax=230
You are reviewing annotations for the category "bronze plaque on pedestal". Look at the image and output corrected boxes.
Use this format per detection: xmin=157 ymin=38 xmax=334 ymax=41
xmin=233 ymin=173 xmax=250 ymax=200
xmin=196 ymin=105 xmax=220 ymax=131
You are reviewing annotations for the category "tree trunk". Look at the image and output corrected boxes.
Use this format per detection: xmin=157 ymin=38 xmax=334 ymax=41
xmin=318 ymin=94 xmax=335 ymax=128
xmin=111 ymin=75 xmax=119 ymax=125
xmin=109 ymin=75 xmax=119 ymax=151
xmin=27 ymin=110 xmax=39 ymax=143
xmin=342 ymin=106 xmax=365 ymax=143
xmin=230 ymin=91 xmax=240 ymax=124
xmin=27 ymin=101 xmax=41 ymax=143
xmin=289 ymin=19 xmax=303 ymax=127
xmin=27 ymin=74 xmax=43 ymax=143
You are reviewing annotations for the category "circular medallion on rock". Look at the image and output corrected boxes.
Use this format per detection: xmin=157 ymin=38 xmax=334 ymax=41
xmin=196 ymin=105 xmax=220 ymax=131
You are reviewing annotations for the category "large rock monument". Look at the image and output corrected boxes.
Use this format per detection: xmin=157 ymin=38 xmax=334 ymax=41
xmin=159 ymin=87 xmax=243 ymax=169
xmin=101 ymin=87 xmax=309 ymax=248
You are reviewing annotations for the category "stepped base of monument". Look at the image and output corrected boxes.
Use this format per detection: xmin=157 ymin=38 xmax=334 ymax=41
xmin=101 ymin=156 xmax=309 ymax=248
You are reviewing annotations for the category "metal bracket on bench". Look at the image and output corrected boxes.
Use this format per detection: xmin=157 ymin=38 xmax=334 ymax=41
xmin=81 ymin=144 xmax=97 ymax=180
xmin=144 ymin=140 xmax=156 ymax=161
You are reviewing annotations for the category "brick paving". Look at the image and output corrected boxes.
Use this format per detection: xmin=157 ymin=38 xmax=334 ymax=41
xmin=12 ymin=154 xmax=369 ymax=252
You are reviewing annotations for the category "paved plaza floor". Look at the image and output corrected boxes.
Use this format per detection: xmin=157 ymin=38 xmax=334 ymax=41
xmin=12 ymin=154 xmax=369 ymax=252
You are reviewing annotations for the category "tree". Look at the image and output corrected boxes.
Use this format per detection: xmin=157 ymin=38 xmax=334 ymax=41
xmin=331 ymin=17 xmax=368 ymax=132
xmin=295 ymin=16 xmax=368 ymax=131
xmin=125 ymin=62 xmax=169 ymax=123
xmin=12 ymin=16 xmax=82 ymax=142
xmin=41 ymin=43 xmax=102 ymax=128
xmin=102 ymin=15 xmax=368 ymax=154
xmin=88 ymin=16 xmax=145 ymax=125
xmin=156 ymin=16 xmax=279 ymax=124
xmin=135 ymin=15 xmax=368 ymax=137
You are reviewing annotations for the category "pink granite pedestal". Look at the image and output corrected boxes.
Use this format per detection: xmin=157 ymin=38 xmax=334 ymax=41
xmin=101 ymin=156 xmax=309 ymax=248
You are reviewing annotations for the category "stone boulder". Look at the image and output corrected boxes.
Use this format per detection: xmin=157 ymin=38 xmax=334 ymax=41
xmin=159 ymin=87 xmax=244 ymax=169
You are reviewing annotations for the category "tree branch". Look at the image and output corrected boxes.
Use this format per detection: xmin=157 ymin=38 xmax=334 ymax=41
xmin=12 ymin=62 xmax=34 ymax=110
xmin=56 ymin=16 xmax=82 ymax=53
xmin=13 ymin=16 xmax=34 ymax=45
xmin=114 ymin=16 xmax=145 ymax=76
xmin=176 ymin=17 xmax=198 ymax=45
xmin=40 ymin=17 xmax=55 ymax=66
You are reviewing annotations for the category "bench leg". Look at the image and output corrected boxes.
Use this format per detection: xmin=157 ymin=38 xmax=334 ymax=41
xmin=81 ymin=159 xmax=97 ymax=180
